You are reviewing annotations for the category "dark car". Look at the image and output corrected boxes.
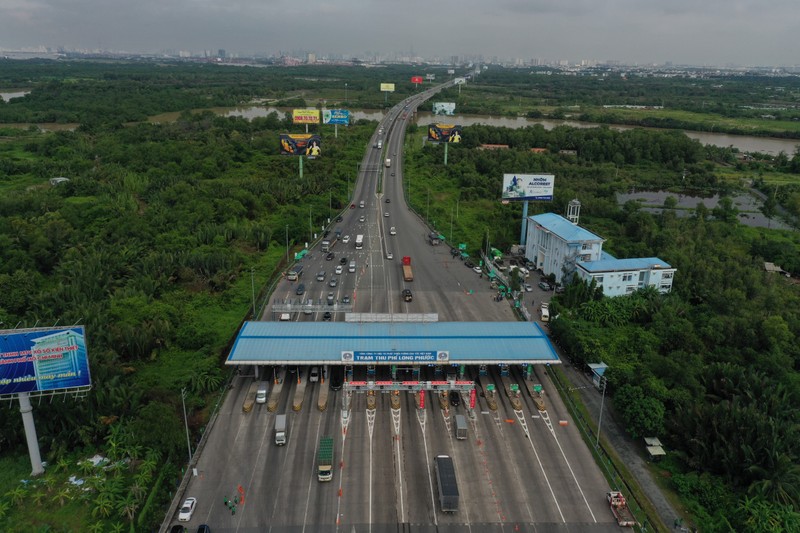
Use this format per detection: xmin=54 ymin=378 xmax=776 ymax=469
xmin=326 ymin=252 xmax=334 ymax=261
xmin=464 ymin=260 xmax=475 ymax=269
xmin=323 ymin=311 xmax=332 ymax=321
xmin=197 ymin=526 xmax=211 ymax=533
xmin=450 ymin=248 xmax=460 ymax=257
xmin=449 ymin=390 xmax=461 ymax=406
xmin=295 ymin=283 xmax=306 ymax=295
xmin=336 ymin=215 xmax=343 ymax=222
xmin=330 ymin=366 xmax=344 ymax=390
xmin=342 ymin=295 xmax=351 ymax=305
xmin=402 ymin=289 xmax=413 ymax=302
xmin=340 ymin=257 xmax=348 ymax=265
xmin=385 ymin=198 xmax=390 ymax=203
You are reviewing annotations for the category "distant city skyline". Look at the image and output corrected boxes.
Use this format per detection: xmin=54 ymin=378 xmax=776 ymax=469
xmin=1 ymin=0 xmax=797 ymax=68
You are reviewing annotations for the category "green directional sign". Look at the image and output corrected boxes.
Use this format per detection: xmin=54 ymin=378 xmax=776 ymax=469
xmin=458 ymin=243 xmax=467 ymax=250
xmin=534 ymin=384 xmax=543 ymax=393
xmin=486 ymin=384 xmax=495 ymax=392
xmin=510 ymin=384 xmax=519 ymax=392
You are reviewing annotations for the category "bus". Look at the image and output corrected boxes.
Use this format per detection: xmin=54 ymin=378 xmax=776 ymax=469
xmin=355 ymin=234 xmax=364 ymax=250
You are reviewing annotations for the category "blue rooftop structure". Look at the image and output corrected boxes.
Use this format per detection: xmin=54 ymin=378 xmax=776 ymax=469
xmin=531 ymin=212 xmax=603 ymax=243
xmin=578 ymin=257 xmax=672 ymax=273
xmin=226 ymin=321 xmax=560 ymax=366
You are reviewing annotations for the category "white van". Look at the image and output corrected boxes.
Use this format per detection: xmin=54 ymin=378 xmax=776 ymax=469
xmin=256 ymin=382 xmax=268 ymax=404
xmin=279 ymin=313 xmax=291 ymax=321
xmin=348 ymin=260 xmax=356 ymax=273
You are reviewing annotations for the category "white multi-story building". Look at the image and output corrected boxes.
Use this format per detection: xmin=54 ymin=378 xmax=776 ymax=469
xmin=525 ymin=212 xmax=675 ymax=297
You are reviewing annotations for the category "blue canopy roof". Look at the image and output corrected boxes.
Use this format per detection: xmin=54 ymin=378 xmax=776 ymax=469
xmin=226 ymin=321 xmax=560 ymax=366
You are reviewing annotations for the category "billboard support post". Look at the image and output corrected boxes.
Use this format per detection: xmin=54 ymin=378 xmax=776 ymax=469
xmin=334 ymin=124 xmax=338 ymax=139
xmin=299 ymin=156 xmax=303 ymax=179
xmin=444 ymin=143 xmax=448 ymax=166
xmin=19 ymin=392 xmax=44 ymax=476
xmin=520 ymin=201 xmax=529 ymax=246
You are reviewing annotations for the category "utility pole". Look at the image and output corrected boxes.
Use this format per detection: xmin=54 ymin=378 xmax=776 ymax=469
xmin=596 ymin=376 xmax=607 ymax=448
xmin=181 ymin=388 xmax=192 ymax=463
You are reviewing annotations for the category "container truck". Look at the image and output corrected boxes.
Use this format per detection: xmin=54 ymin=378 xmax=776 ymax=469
xmin=318 ymin=436 xmax=334 ymax=482
xmin=434 ymin=455 xmax=459 ymax=512
xmin=274 ymin=414 xmax=287 ymax=446
xmin=402 ymin=256 xmax=413 ymax=281
xmin=607 ymin=491 xmax=636 ymax=527
xmin=454 ymin=415 xmax=468 ymax=440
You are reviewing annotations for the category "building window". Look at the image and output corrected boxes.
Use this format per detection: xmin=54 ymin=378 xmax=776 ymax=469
xmin=639 ymin=271 xmax=646 ymax=282
xmin=596 ymin=276 xmax=604 ymax=284
xmin=662 ymin=272 xmax=673 ymax=279
xmin=622 ymin=273 xmax=633 ymax=282
xmin=660 ymin=284 xmax=671 ymax=291
xmin=581 ymin=243 xmax=591 ymax=250
xmin=626 ymin=286 xmax=636 ymax=293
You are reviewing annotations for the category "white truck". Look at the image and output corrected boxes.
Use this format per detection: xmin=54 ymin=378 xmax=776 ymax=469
xmin=540 ymin=302 xmax=550 ymax=322
xmin=274 ymin=414 xmax=287 ymax=446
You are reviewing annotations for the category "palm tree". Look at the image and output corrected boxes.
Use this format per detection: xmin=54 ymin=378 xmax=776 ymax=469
xmin=117 ymin=492 xmax=139 ymax=524
xmin=92 ymin=492 xmax=115 ymax=519
xmin=53 ymin=487 xmax=72 ymax=507
xmin=747 ymin=453 xmax=800 ymax=507
xmin=6 ymin=486 xmax=28 ymax=507
xmin=0 ymin=500 xmax=11 ymax=520
xmin=87 ymin=522 xmax=106 ymax=533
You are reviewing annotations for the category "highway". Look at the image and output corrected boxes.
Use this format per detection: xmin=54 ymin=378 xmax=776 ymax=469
xmin=171 ymin=83 xmax=623 ymax=532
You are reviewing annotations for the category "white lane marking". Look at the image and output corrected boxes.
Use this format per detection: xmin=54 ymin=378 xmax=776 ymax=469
xmin=392 ymin=406 xmax=405 ymax=523
xmin=417 ymin=407 xmax=438 ymax=527
xmin=235 ymin=413 xmax=271 ymax=530
xmin=367 ymin=407 xmax=375 ymax=531
xmin=522 ymin=409 xmax=565 ymax=522
xmin=540 ymin=410 xmax=597 ymax=522
xmin=301 ymin=414 xmax=325 ymax=533
xmin=335 ymin=407 xmax=349 ymax=532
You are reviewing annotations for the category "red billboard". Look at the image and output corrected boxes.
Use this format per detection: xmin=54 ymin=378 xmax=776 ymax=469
xmin=411 ymin=76 xmax=423 ymax=84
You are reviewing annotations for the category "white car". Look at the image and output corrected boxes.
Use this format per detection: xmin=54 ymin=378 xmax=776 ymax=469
xmin=178 ymin=497 xmax=197 ymax=521
xmin=335 ymin=265 xmax=343 ymax=274
xmin=473 ymin=266 xmax=482 ymax=274
xmin=342 ymin=235 xmax=350 ymax=244
xmin=384 ymin=212 xmax=389 ymax=217
xmin=390 ymin=227 xmax=396 ymax=235
xmin=524 ymin=283 xmax=533 ymax=292
xmin=386 ymin=252 xmax=394 ymax=260
xmin=359 ymin=215 xmax=366 ymax=223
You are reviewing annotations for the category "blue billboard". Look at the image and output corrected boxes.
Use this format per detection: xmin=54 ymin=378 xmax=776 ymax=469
xmin=0 ymin=327 xmax=91 ymax=395
xmin=342 ymin=350 xmax=450 ymax=363
xmin=323 ymin=109 xmax=350 ymax=125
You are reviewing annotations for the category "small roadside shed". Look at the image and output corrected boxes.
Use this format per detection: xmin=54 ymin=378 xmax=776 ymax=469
xmin=644 ymin=437 xmax=666 ymax=460
xmin=587 ymin=362 xmax=608 ymax=389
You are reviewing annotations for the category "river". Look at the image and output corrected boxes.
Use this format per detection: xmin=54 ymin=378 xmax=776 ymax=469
xmin=2 ymin=97 xmax=798 ymax=155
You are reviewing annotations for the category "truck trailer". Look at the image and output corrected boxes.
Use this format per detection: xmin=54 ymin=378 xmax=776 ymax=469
xmin=318 ymin=436 xmax=334 ymax=482
xmin=434 ymin=455 xmax=459 ymax=512
xmin=402 ymin=256 xmax=413 ymax=281
xmin=274 ymin=414 xmax=287 ymax=446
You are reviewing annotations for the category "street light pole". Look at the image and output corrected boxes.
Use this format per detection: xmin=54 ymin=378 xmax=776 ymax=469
xmin=250 ymin=267 xmax=256 ymax=318
xmin=181 ymin=388 xmax=192 ymax=463
xmin=285 ymin=225 xmax=289 ymax=265
xmin=596 ymin=376 xmax=607 ymax=448
xmin=345 ymin=82 xmax=348 ymax=104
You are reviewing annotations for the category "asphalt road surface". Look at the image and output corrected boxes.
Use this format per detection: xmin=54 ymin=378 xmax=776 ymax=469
xmin=169 ymin=84 xmax=624 ymax=532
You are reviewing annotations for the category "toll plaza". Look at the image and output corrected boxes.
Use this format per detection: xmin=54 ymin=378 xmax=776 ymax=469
xmin=227 ymin=319 xmax=559 ymax=383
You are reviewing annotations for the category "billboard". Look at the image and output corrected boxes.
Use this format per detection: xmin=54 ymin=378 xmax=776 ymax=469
xmin=280 ymin=134 xmax=322 ymax=157
xmin=380 ymin=83 xmax=395 ymax=92
xmin=0 ymin=327 xmax=91 ymax=396
xmin=447 ymin=69 xmax=455 ymax=75
xmin=427 ymin=123 xmax=462 ymax=143
xmin=322 ymin=109 xmax=350 ymax=125
xmin=426 ymin=74 xmax=436 ymax=81
xmin=454 ymin=77 xmax=466 ymax=85
xmin=342 ymin=350 xmax=449 ymax=363
xmin=432 ymin=102 xmax=456 ymax=116
xmin=411 ymin=76 xmax=423 ymax=84
xmin=292 ymin=109 xmax=320 ymax=124
xmin=502 ymin=174 xmax=555 ymax=201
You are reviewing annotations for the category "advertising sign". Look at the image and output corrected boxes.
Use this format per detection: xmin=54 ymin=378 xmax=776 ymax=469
xmin=454 ymin=77 xmax=466 ymax=85
xmin=447 ymin=69 xmax=455 ymax=75
xmin=292 ymin=108 xmax=320 ymax=124
xmin=0 ymin=327 xmax=91 ymax=396
xmin=280 ymin=134 xmax=322 ymax=157
xmin=427 ymin=123 xmax=462 ymax=143
xmin=411 ymin=76 xmax=423 ymax=84
xmin=380 ymin=83 xmax=396 ymax=92
xmin=342 ymin=351 xmax=449 ymax=363
xmin=426 ymin=74 xmax=436 ymax=81
xmin=322 ymin=109 xmax=350 ymax=125
xmin=432 ymin=102 xmax=456 ymax=116
xmin=502 ymin=173 xmax=555 ymax=201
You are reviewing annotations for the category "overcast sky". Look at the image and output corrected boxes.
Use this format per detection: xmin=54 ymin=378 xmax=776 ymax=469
xmin=1 ymin=0 xmax=796 ymax=66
